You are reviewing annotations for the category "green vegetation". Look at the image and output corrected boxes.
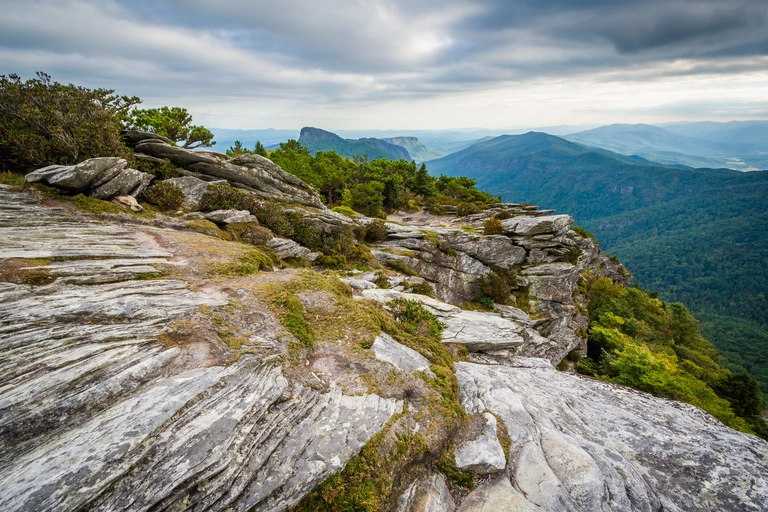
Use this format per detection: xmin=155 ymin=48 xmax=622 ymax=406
xmin=129 ymin=106 xmax=214 ymax=149
xmin=268 ymin=140 xmax=496 ymax=217
xmin=386 ymin=298 xmax=445 ymax=338
xmin=428 ymin=131 xmax=768 ymax=393
xmin=483 ymin=216 xmax=503 ymax=235
xmin=0 ymin=72 xmax=138 ymax=170
xmin=408 ymin=281 xmax=436 ymax=298
xmin=213 ymin=249 xmax=274 ymax=277
xmin=226 ymin=140 xmax=267 ymax=157
xmin=578 ymin=275 xmax=768 ymax=439
xmin=386 ymin=260 xmax=418 ymax=277
xmin=139 ymin=181 xmax=185 ymax=211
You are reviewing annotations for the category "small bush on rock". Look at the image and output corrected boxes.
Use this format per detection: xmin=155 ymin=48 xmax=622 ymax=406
xmin=199 ymin=184 xmax=247 ymax=212
xmin=364 ymin=219 xmax=389 ymax=243
xmin=386 ymin=298 xmax=445 ymax=338
xmin=139 ymin=181 xmax=184 ymax=211
xmin=483 ymin=217 xmax=503 ymax=235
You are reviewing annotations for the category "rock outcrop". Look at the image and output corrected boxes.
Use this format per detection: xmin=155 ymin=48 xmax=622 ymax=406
xmin=124 ymin=130 xmax=325 ymax=208
xmin=455 ymin=361 xmax=768 ymax=511
xmin=24 ymin=157 xmax=153 ymax=199
xmin=2 ymin=185 xmax=766 ymax=512
xmin=0 ymin=188 xmax=402 ymax=511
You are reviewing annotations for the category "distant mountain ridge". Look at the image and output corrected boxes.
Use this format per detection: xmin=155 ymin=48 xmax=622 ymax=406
xmin=426 ymin=131 xmax=768 ymax=391
xmin=565 ymin=123 xmax=768 ymax=171
xmin=381 ymin=137 xmax=445 ymax=162
xmin=298 ymin=127 xmax=411 ymax=161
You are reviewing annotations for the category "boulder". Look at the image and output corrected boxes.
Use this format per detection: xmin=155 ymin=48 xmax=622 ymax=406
xmin=90 ymin=167 xmax=153 ymax=199
xmin=439 ymin=231 xmax=526 ymax=268
xmin=371 ymin=333 xmax=435 ymax=377
xmin=339 ymin=277 xmax=376 ymax=292
xmin=203 ymin=209 xmax=259 ymax=225
xmin=454 ymin=412 xmax=507 ymax=474
xmin=522 ymin=263 xmax=579 ymax=303
xmin=501 ymin=214 xmax=572 ymax=236
xmin=457 ymin=476 xmax=542 ymax=512
xmin=124 ymin=130 xmax=325 ymax=208
xmin=25 ymin=158 xmax=153 ymax=199
xmin=442 ymin=310 xmax=527 ymax=351
xmin=361 ymin=289 xmax=462 ymax=317
xmin=162 ymin=176 xmax=228 ymax=210
xmin=266 ymin=237 xmax=319 ymax=261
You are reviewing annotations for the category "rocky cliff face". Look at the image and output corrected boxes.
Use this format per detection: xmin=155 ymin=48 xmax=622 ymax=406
xmin=1 ymin=147 xmax=767 ymax=512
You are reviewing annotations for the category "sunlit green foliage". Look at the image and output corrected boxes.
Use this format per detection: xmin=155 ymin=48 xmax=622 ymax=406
xmin=268 ymin=140 xmax=496 ymax=216
xmin=129 ymin=106 xmax=214 ymax=149
xmin=580 ymin=276 xmax=767 ymax=438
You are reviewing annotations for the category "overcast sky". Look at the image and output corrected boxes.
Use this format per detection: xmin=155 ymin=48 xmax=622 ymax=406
xmin=2 ymin=0 xmax=767 ymax=130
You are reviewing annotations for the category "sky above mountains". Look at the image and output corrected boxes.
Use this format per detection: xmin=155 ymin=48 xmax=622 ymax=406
xmin=2 ymin=0 xmax=767 ymax=130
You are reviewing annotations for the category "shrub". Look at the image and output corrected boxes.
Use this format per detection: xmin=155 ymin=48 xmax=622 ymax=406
xmin=408 ymin=281 xmax=436 ymax=298
xmin=493 ymin=210 xmax=513 ymax=220
xmin=331 ymin=205 xmax=358 ymax=217
xmin=477 ymin=271 xmax=511 ymax=305
xmin=373 ymin=271 xmax=390 ymax=289
xmin=0 ymin=72 xmax=138 ymax=170
xmin=386 ymin=260 xmax=418 ymax=276
xmin=134 ymin=158 xmax=181 ymax=180
xmin=477 ymin=296 xmax=495 ymax=309
xmin=316 ymin=253 xmax=348 ymax=270
xmin=198 ymin=184 xmax=247 ymax=212
xmin=214 ymin=249 xmax=274 ymax=276
xmin=364 ymin=219 xmax=389 ymax=243
xmin=224 ymin=222 xmax=273 ymax=246
xmin=456 ymin=201 xmax=483 ymax=217
xmin=139 ymin=181 xmax=184 ymax=211
xmin=483 ymin=217 xmax=503 ymax=235
xmin=571 ymin=225 xmax=596 ymax=240
xmin=386 ymin=298 xmax=445 ymax=338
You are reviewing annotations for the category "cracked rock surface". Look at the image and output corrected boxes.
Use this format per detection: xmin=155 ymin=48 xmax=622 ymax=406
xmin=0 ymin=189 xmax=401 ymax=512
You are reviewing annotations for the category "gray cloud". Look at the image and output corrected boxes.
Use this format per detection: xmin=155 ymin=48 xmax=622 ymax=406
xmin=0 ymin=0 xmax=766 ymax=127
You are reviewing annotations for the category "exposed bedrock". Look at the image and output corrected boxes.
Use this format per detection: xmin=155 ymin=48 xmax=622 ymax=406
xmin=455 ymin=361 xmax=768 ymax=511
xmin=123 ymin=130 xmax=325 ymax=208
xmin=0 ymin=188 xmax=402 ymax=511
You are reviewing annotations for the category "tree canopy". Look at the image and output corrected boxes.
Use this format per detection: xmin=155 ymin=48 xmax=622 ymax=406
xmin=129 ymin=106 xmax=214 ymax=149
xmin=268 ymin=140 xmax=498 ymax=217
xmin=0 ymin=72 xmax=139 ymax=169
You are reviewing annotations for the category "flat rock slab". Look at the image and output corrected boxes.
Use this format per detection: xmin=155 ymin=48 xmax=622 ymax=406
xmin=456 ymin=362 xmax=768 ymax=511
xmin=371 ymin=332 xmax=435 ymax=377
xmin=501 ymin=214 xmax=572 ymax=236
xmin=454 ymin=412 xmax=506 ymax=475
xmin=361 ymin=289 xmax=532 ymax=352
xmin=441 ymin=310 xmax=526 ymax=351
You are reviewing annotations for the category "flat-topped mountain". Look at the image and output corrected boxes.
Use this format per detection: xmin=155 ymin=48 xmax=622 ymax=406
xmin=298 ymin=127 xmax=412 ymax=161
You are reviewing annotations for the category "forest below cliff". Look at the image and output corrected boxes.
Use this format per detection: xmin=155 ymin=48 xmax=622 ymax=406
xmin=427 ymin=132 xmax=768 ymax=393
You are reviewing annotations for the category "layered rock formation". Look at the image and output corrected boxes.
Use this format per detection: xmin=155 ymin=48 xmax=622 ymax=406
xmin=123 ymin=130 xmax=325 ymax=208
xmin=24 ymin=157 xmax=153 ymax=200
xmin=1 ymin=175 xmax=766 ymax=512
xmin=0 ymin=188 xmax=401 ymax=511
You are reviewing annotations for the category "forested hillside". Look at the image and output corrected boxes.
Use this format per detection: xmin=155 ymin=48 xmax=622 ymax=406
xmin=297 ymin=127 xmax=411 ymax=161
xmin=428 ymin=132 xmax=768 ymax=392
